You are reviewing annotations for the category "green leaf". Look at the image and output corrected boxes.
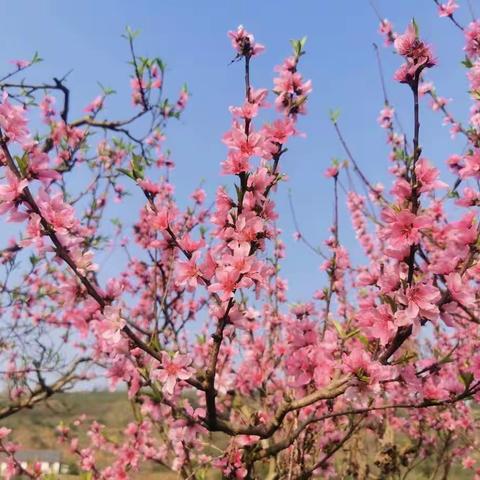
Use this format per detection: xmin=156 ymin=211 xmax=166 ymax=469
xmin=290 ymin=36 xmax=307 ymax=57
xmin=131 ymin=154 xmax=145 ymax=180
xmin=411 ymin=18 xmax=419 ymax=37
xmin=356 ymin=334 xmax=370 ymax=347
xmin=358 ymin=373 xmax=370 ymax=383
xmin=394 ymin=148 xmax=406 ymax=162
xmin=462 ymin=56 xmax=474 ymax=69
xmin=31 ymin=51 xmax=43 ymax=64
xmin=333 ymin=320 xmax=345 ymax=338
xmin=15 ymin=153 xmax=28 ymax=176
xmin=460 ymin=371 xmax=474 ymax=389
xmin=344 ymin=328 xmax=361 ymax=340
xmin=290 ymin=39 xmax=299 ymax=56
xmin=124 ymin=26 xmax=140 ymax=41
xmin=97 ymin=82 xmax=116 ymax=96
xmin=234 ymin=183 xmax=242 ymax=202
xmin=117 ymin=167 xmax=135 ymax=180
xmin=447 ymin=190 xmax=459 ymax=199
xmin=29 ymin=255 xmax=39 ymax=267
xmin=382 ymin=295 xmax=397 ymax=313
xmin=300 ymin=36 xmax=307 ymax=50
xmin=195 ymin=469 xmax=207 ymax=480
xmin=329 ymin=108 xmax=341 ymax=124
xmin=155 ymin=58 xmax=166 ymax=73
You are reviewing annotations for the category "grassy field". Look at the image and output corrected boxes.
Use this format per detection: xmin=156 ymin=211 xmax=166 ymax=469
xmin=1 ymin=390 xmax=182 ymax=479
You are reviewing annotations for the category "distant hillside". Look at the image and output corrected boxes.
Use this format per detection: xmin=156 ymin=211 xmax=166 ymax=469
xmin=1 ymin=391 xmax=473 ymax=479
xmin=1 ymin=390 xmax=181 ymax=479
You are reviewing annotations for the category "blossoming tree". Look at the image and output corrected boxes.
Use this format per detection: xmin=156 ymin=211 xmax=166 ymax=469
xmin=0 ymin=2 xmax=479 ymax=479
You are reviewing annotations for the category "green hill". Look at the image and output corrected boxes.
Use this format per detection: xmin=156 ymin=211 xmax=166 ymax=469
xmin=1 ymin=390 xmax=179 ymax=479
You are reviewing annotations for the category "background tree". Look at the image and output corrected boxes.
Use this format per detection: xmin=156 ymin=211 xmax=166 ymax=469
xmin=0 ymin=1 xmax=480 ymax=479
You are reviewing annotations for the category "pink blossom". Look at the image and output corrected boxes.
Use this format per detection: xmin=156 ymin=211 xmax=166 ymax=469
xmin=0 ymin=93 xmax=29 ymax=143
xmin=229 ymin=101 xmax=259 ymax=120
xmin=228 ymin=25 xmax=265 ymax=57
xmin=430 ymin=96 xmax=449 ymax=111
xmin=36 ymin=187 xmax=76 ymax=234
xmin=324 ymin=166 xmax=339 ymax=178
xmin=263 ymin=118 xmax=296 ymax=144
xmin=357 ymin=304 xmax=396 ymax=346
xmin=390 ymin=178 xmax=412 ymax=201
xmin=176 ymin=88 xmax=189 ymax=111
xmin=446 ymin=272 xmax=475 ymax=307
xmin=71 ymin=249 xmax=98 ymax=275
xmin=343 ymin=348 xmax=392 ymax=385
xmin=10 ymin=59 xmax=31 ymax=69
xmin=463 ymin=457 xmax=476 ymax=469
xmin=96 ymin=306 xmax=126 ymax=345
xmin=394 ymin=23 xmax=435 ymax=83
xmin=138 ymin=179 xmax=161 ymax=195
xmin=456 ymin=187 xmax=480 ymax=207
xmin=84 ymin=95 xmax=104 ymax=114
xmin=379 ymin=19 xmax=395 ymax=46
xmin=39 ymin=95 xmax=56 ymax=123
xmin=151 ymin=207 xmax=169 ymax=230
xmin=153 ymin=352 xmax=193 ymax=395
xmin=468 ymin=62 xmax=480 ymax=92
xmin=394 ymin=24 xmax=417 ymax=56
xmin=191 ymin=188 xmax=206 ymax=204
xmin=378 ymin=105 xmax=394 ymax=128
xmin=25 ymin=146 xmax=61 ymax=183
xmin=177 ymin=251 xmax=202 ymax=290
xmin=415 ymin=158 xmax=447 ymax=192
xmin=395 ymin=283 xmax=441 ymax=326
xmin=419 ymin=81 xmax=434 ymax=95
xmin=459 ymin=150 xmax=480 ymax=179
xmin=208 ymin=268 xmax=241 ymax=301
xmin=381 ymin=208 xmax=432 ymax=250
xmin=0 ymin=170 xmax=28 ymax=217
xmin=465 ymin=21 xmax=480 ymax=59
xmin=438 ymin=0 xmax=459 ymax=17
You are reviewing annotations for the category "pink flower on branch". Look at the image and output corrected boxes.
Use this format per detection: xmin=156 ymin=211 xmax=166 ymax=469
xmin=394 ymin=22 xmax=435 ymax=84
xmin=153 ymin=352 xmax=193 ymax=395
xmin=381 ymin=208 xmax=432 ymax=251
xmin=465 ymin=21 xmax=480 ymax=59
xmin=379 ymin=19 xmax=395 ymax=46
xmin=0 ymin=170 xmax=28 ymax=219
xmin=438 ymin=0 xmax=459 ymax=17
xmin=395 ymin=282 xmax=441 ymax=327
xmin=177 ymin=251 xmax=203 ymax=290
xmin=0 ymin=93 xmax=29 ymax=144
xmin=96 ymin=306 xmax=126 ymax=346
xmin=9 ymin=59 xmax=31 ymax=70
xmin=415 ymin=158 xmax=447 ymax=192
xmin=228 ymin=25 xmax=265 ymax=57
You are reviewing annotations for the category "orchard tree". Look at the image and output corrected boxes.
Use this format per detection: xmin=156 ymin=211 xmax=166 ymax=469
xmin=0 ymin=2 xmax=479 ymax=479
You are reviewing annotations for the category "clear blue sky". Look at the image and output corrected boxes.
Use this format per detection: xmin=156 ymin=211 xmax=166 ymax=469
xmin=0 ymin=1 xmax=472 ymax=301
